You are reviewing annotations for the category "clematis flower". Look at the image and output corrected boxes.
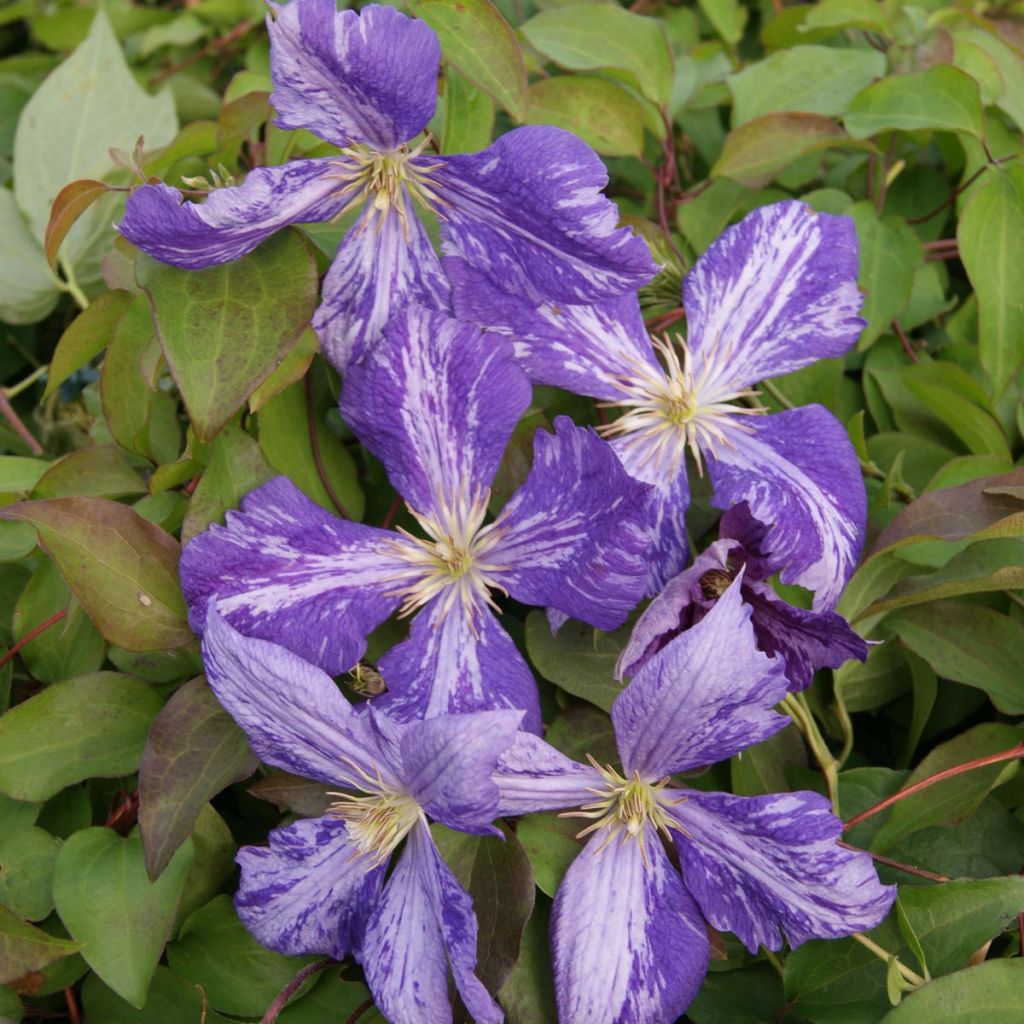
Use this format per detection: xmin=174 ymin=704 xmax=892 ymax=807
xmin=118 ymin=0 xmax=655 ymax=370
xmin=201 ymin=609 xmax=521 ymax=1024
xmin=448 ymin=200 xmax=868 ymax=604
xmin=180 ymin=305 xmax=651 ymax=732
xmin=618 ymin=502 xmax=869 ymax=691
xmin=495 ymin=579 xmax=895 ymax=1024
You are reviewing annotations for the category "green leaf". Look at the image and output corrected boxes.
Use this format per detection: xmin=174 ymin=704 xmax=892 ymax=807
xmin=0 ymin=905 xmax=80 ymax=986
xmin=515 ymin=812 xmax=581 ymax=898
xmin=898 ymin=651 xmax=938 ymax=769
xmin=698 ymin=0 xmax=748 ymax=45
xmin=81 ymin=966 xmax=234 ymax=1024
xmin=248 ymin=771 xmax=332 ymax=818
xmin=440 ymin=68 xmax=495 ymax=155
xmin=32 ymin=446 xmax=146 ymax=500
xmin=731 ymin=724 xmax=806 ymax=795
xmin=167 ymin=894 xmax=318 ymax=1016
xmin=526 ymin=76 xmax=646 ymax=158
xmin=801 ymin=0 xmax=893 ymax=35
xmin=835 ymin=641 xmax=910 ymax=713
xmin=138 ymin=676 xmax=256 ymax=879
xmin=137 ymin=230 xmax=318 ymax=442
xmin=497 ymin=897 xmax=557 ymax=1024
xmin=728 ymin=45 xmax=885 ymax=126
xmin=521 ymin=4 xmax=673 ymax=107
xmin=0 ymin=815 xmax=60 ymax=921
xmin=0 ymin=672 xmax=164 ymax=801
xmin=0 ymin=458 xmax=49 ymax=495
xmin=0 ymin=497 xmax=191 ymax=652
xmin=13 ymin=9 xmax=177 ymax=288
xmin=879 ymin=958 xmax=1024 ymax=1023
xmin=53 ymin=829 xmax=194 ymax=1007
xmin=408 ymin=0 xmax=526 ymax=120
xmin=871 ymin=722 xmax=1022 ymax=851
xmin=0 ymin=185 xmax=57 ymax=324
xmin=845 ymin=66 xmax=985 ymax=141
xmin=958 ymin=166 xmax=1024 ymax=395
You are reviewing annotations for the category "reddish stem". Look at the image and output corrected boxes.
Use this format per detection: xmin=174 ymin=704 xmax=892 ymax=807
xmin=645 ymin=308 xmax=686 ymax=333
xmin=844 ymin=743 xmax=1024 ymax=831
xmin=922 ymin=238 xmax=959 ymax=252
xmin=304 ymin=373 xmax=350 ymax=519
xmin=64 ymin=987 xmax=82 ymax=1024
xmin=891 ymin=321 xmax=919 ymax=364
xmin=150 ymin=19 xmax=254 ymax=86
xmin=381 ymin=493 xmax=402 ymax=531
xmin=344 ymin=998 xmax=376 ymax=1024
xmin=0 ymin=390 xmax=43 ymax=455
xmin=261 ymin=959 xmax=333 ymax=1023
xmin=837 ymin=841 xmax=951 ymax=883
xmin=0 ymin=610 xmax=67 ymax=670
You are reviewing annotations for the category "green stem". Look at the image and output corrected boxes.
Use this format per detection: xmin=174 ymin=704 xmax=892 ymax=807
xmin=5 ymin=365 xmax=48 ymax=399
xmin=783 ymin=693 xmax=840 ymax=814
xmin=833 ymin=678 xmax=855 ymax=767
xmin=851 ymin=932 xmax=926 ymax=988
xmin=762 ymin=947 xmax=785 ymax=978
xmin=58 ymin=255 xmax=89 ymax=310
xmin=760 ymin=377 xmax=794 ymax=410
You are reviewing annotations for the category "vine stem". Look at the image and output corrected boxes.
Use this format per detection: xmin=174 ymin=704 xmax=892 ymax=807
xmin=260 ymin=959 xmax=332 ymax=1023
xmin=0 ymin=389 xmax=43 ymax=454
xmin=344 ymin=997 xmax=376 ymax=1024
xmin=851 ymin=932 xmax=926 ymax=987
xmin=782 ymin=693 xmax=839 ymax=814
xmin=304 ymin=372 xmax=350 ymax=519
xmin=837 ymin=841 xmax=952 ymax=884
xmin=844 ymin=742 xmax=1024 ymax=831
xmin=0 ymin=610 xmax=67 ymax=670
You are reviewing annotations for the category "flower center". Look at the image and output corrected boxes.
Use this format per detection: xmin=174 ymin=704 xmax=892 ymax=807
xmin=599 ymin=333 xmax=763 ymax=477
xmin=561 ymin=756 xmax=689 ymax=863
xmin=699 ymin=567 xmax=735 ymax=599
xmin=386 ymin=485 xmax=508 ymax=624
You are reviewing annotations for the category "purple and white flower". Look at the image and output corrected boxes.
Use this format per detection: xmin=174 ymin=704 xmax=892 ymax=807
xmin=202 ymin=609 xmax=520 ymax=1024
xmin=449 ymin=200 xmax=868 ymax=605
xmin=618 ymin=502 xmax=869 ymax=691
xmin=496 ymin=578 xmax=895 ymax=1023
xmin=118 ymin=0 xmax=655 ymax=370
xmin=180 ymin=305 xmax=651 ymax=732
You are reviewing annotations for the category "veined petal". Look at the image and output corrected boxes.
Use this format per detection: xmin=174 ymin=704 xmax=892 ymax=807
xmin=180 ymin=477 xmax=410 ymax=676
xmin=376 ymin=601 xmax=542 ymax=734
xmin=268 ymin=0 xmax=439 ymax=149
xmin=436 ymin=126 xmax=657 ymax=305
xmin=235 ymin=816 xmax=383 ymax=960
xmin=398 ymin=710 xmax=523 ymax=834
xmin=672 ymin=790 xmax=895 ymax=952
xmin=495 ymin=732 xmax=604 ymax=817
xmin=341 ymin=305 xmax=531 ymax=520
xmin=612 ymin=577 xmax=789 ymax=780
xmin=684 ymin=201 xmax=864 ymax=394
xmin=119 ymin=160 xmax=341 ymax=268
xmin=708 ymin=405 xmax=866 ymax=610
xmin=201 ymin=609 xmax=391 ymax=788
xmin=552 ymin=827 xmax=709 ymax=1024
xmin=313 ymin=206 xmax=450 ymax=372
xmin=446 ymin=257 xmax=657 ymax=402
xmin=490 ymin=417 xmax=650 ymax=631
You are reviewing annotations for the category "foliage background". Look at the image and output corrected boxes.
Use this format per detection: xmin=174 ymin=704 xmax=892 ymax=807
xmin=1 ymin=0 xmax=1024 ymax=1021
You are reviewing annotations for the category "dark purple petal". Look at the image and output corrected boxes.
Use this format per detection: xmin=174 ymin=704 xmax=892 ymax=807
xmin=612 ymin=577 xmax=789 ymax=779
xmin=341 ymin=305 xmax=531 ymax=520
xmin=495 ymin=732 xmax=604 ymax=817
xmin=552 ymin=827 xmax=710 ymax=1024
xmin=743 ymin=579 xmax=869 ymax=691
xmin=684 ymin=201 xmax=864 ymax=392
xmin=377 ymin=600 xmax=542 ymax=734
xmin=718 ymin=501 xmax=775 ymax=580
xmin=119 ymin=160 xmax=341 ymax=268
xmin=397 ymin=710 xmax=523 ymax=834
xmin=672 ymin=789 xmax=896 ymax=952
xmin=436 ymin=126 xmax=657 ymax=305
xmin=490 ymin=417 xmax=650 ymax=631
xmin=313 ymin=206 xmax=450 ymax=372
xmin=446 ymin=257 xmax=657 ymax=401
xmin=181 ymin=477 xmax=410 ymax=677
xmin=268 ymin=0 xmax=439 ymax=149
xmin=201 ymin=608 xmax=390 ymax=787
xmin=707 ymin=405 xmax=866 ymax=610
xmin=235 ymin=816 xmax=383 ymax=960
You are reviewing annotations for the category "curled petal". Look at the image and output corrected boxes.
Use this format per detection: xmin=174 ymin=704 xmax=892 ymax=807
xmin=268 ymin=0 xmax=439 ymax=149
xmin=119 ymin=160 xmax=341 ymax=268
xmin=672 ymin=789 xmax=896 ymax=952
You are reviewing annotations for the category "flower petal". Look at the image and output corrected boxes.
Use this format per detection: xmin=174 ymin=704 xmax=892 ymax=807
xmin=201 ymin=608 xmax=390 ymax=787
xmin=398 ymin=710 xmax=523 ymax=834
xmin=495 ymin=732 xmax=604 ymax=817
xmin=552 ymin=828 xmax=709 ymax=1024
xmin=708 ymin=406 xmax=866 ymax=610
xmin=684 ymin=201 xmax=864 ymax=393
xmin=235 ymin=815 xmax=383 ymax=960
xmin=341 ymin=305 xmax=531 ymax=520
xmin=376 ymin=601 xmax=542 ymax=734
xmin=672 ymin=789 xmax=896 ymax=952
xmin=436 ymin=126 xmax=657 ymax=305
xmin=446 ymin=257 xmax=657 ymax=401
xmin=490 ymin=417 xmax=650 ymax=631
xmin=312 ymin=206 xmax=450 ymax=372
xmin=267 ymin=0 xmax=439 ymax=149
xmin=612 ymin=576 xmax=789 ymax=779
xmin=119 ymin=160 xmax=341 ymax=268
xmin=181 ymin=477 xmax=409 ymax=676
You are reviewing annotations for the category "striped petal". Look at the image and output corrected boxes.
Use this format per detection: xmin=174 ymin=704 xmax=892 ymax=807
xmin=684 ymin=201 xmax=864 ymax=394
xmin=490 ymin=417 xmax=650 ymax=631
xmin=436 ymin=126 xmax=657 ymax=306
xmin=495 ymin=732 xmax=604 ymax=817
xmin=672 ymin=790 xmax=896 ymax=952
xmin=268 ymin=0 xmax=439 ymax=149
xmin=707 ymin=406 xmax=866 ymax=610
xmin=552 ymin=827 xmax=710 ymax=1024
